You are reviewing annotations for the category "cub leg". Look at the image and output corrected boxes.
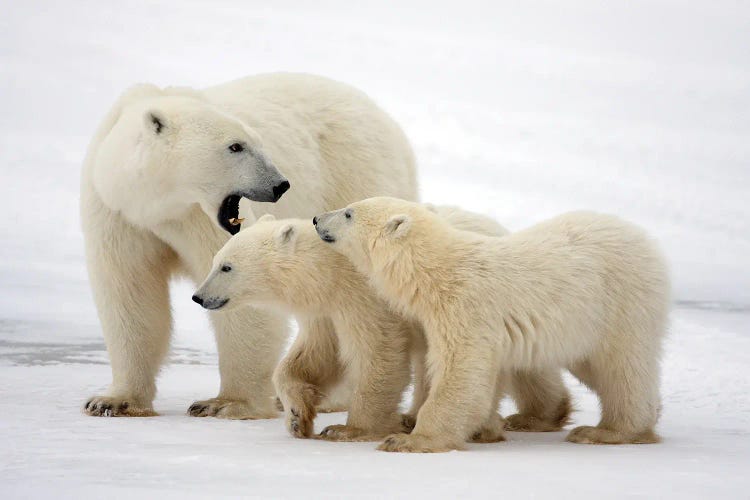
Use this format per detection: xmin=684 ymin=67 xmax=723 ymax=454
xmin=567 ymin=352 xmax=661 ymax=445
xmin=320 ymin=320 xmax=412 ymax=441
xmin=470 ymin=375 xmax=508 ymax=443
xmin=273 ymin=316 xmax=342 ymax=438
xmin=505 ymin=368 xmax=572 ymax=432
xmin=378 ymin=331 xmax=497 ymax=453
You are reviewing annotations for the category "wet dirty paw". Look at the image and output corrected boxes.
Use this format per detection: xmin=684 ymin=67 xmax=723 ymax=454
xmin=287 ymin=405 xmax=315 ymax=438
xmin=566 ymin=425 xmax=659 ymax=444
xmin=377 ymin=433 xmax=457 ymax=453
xmin=187 ymin=398 xmax=276 ymax=420
xmin=317 ymin=424 xmax=373 ymax=442
xmin=400 ymin=414 xmax=417 ymax=433
xmin=83 ymin=396 xmax=155 ymax=417
xmin=506 ymin=413 xmax=564 ymax=432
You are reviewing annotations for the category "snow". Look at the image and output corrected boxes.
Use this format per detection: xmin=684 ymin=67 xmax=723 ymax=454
xmin=1 ymin=0 xmax=749 ymax=498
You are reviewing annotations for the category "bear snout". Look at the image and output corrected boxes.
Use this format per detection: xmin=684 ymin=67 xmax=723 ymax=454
xmin=272 ymin=180 xmax=291 ymax=202
xmin=192 ymin=294 xmax=204 ymax=306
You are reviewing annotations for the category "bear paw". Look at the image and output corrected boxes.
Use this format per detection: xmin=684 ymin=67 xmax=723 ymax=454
xmin=566 ymin=425 xmax=660 ymax=445
xmin=506 ymin=413 xmax=566 ymax=432
xmin=187 ymin=398 xmax=277 ymax=420
xmin=470 ymin=414 xmax=507 ymax=443
xmin=377 ymin=433 xmax=459 ymax=453
xmin=315 ymin=402 xmax=348 ymax=413
xmin=400 ymin=413 xmax=417 ymax=433
xmin=83 ymin=396 xmax=156 ymax=417
xmin=317 ymin=424 xmax=375 ymax=442
xmin=287 ymin=404 xmax=316 ymax=438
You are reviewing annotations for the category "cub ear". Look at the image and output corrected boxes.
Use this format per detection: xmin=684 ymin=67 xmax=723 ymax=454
xmin=384 ymin=214 xmax=412 ymax=239
xmin=145 ymin=111 xmax=166 ymax=134
xmin=257 ymin=214 xmax=276 ymax=223
xmin=275 ymin=223 xmax=298 ymax=249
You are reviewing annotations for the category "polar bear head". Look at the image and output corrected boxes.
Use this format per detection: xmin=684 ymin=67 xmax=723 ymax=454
xmin=92 ymin=86 xmax=290 ymax=235
xmin=192 ymin=214 xmax=316 ymax=311
xmin=313 ymin=196 xmax=435 ymax=275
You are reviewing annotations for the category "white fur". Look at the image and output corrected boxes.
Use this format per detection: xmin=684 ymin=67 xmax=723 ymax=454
xmin=80 ymin=74 xmax=417 ymax=418
xmin=315 ymin=197 xmax=671 ymax=452
xmin=193 ymin=206 xmax=509 ymax=440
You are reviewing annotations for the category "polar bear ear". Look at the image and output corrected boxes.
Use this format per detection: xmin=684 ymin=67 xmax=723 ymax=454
xmin=275 ymin=223 xmax=298 ymax=250
xmin=384 ymin=214 xmax=412 ymax=239
xmin=145 ymin=111 xmax=167 ymax=134
xmin=257 ymin=214 xmax=276 ymax=223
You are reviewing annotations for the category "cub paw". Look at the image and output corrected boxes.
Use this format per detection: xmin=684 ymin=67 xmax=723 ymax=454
xmin=287 ymin=404 xmax=316 ymax=438
xmin=318 ymin=424 xmax=374 ymax=442
xmin=187 ymin=398 xmax=277 ymax=420
xmin=565 ymin=425 xmax=660 ymax=445
xmin=315 ymin=403 xmax=348 ymax=413
xmin=281 ymin=384 xmax=321 ymax=438
xmin=377 ymin=433 xmax=458 ymax=453
xmin=83 ymin=396 xmax=156 ymax=417
xmin=470 ymin=413 xmax=507 ymax=443
xmin=400 ymin=414 xmax=417 ymax=433
xmin=506 ymin=413 xmax=565 ymax=432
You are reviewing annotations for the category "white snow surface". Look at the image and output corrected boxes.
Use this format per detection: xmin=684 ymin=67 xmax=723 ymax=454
xmin=1 ymin=1 xmax=749 ymax=498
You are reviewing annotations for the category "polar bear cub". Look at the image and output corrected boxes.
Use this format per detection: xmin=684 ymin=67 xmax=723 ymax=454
xmin=314 ymin=197 xmax=670 ymax=452
xmin=193 ymin=206 xmax=509 ymax=442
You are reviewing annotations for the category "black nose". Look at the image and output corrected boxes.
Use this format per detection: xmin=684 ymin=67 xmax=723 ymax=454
xmin=192 ymin=295 xmax=204 ymax=305
xmin=312 ymin=216 xmax=318 ymax=226
xmin=272 ymin=180 xmax=290 ymax=202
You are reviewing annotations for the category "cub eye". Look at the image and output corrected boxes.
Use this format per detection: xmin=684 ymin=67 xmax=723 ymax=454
xmin=228 ymin=143 xmax=244 ymax=153
xmin=344 ymin=210 xmax=352 ymax=219
xmin=221 ymin=264 xmax=232 ymax=273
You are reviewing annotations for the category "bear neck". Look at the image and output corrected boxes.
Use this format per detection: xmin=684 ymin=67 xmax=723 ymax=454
xmin=371 ymin=225 xmax=467 ymax=322
xmin=272 ymin=232 xmax=362 ymax=315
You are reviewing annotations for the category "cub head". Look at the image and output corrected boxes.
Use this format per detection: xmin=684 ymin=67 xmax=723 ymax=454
xmin=93 ymin=87 xmax=290 ymax=235
xmin=313 ymin=196 xmax=431 ymax=273
xmin=192 ymin=214 xmax=306 ymax=311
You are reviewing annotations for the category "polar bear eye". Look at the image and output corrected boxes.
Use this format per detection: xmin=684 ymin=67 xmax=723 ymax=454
xmin=344 ymin=210 xmax=352 ymax=220
xmin=221 ymin=264 xmax=232 ymax=273
xmin=228 ymin=143 xmax=244 ymax=153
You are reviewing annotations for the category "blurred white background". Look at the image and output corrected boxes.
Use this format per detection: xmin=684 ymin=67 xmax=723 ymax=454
xmin=1 ymin=1 xmax=748 ymax=498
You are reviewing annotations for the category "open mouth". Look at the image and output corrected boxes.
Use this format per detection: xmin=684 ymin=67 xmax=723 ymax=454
xmin=218 ymin=195 xmax=244 ymax=235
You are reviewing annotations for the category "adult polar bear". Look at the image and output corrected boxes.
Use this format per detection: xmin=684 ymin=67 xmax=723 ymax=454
xmin=80 ymin=73 xmax=417 ymax=418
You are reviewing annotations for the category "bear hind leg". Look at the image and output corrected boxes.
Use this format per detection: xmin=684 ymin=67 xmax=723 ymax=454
xmin=505 ymin=368 xmax=572 ymax=432
xmin=567 ymin=352 xmax=661 ymax=445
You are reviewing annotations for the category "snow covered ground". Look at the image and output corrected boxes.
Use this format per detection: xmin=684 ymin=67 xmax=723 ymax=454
xmin=1 ymin=1 xmax=749 ymax=498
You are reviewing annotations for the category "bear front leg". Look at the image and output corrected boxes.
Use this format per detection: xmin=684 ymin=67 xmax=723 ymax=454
xmin=273 ymin=316 xmax=343 ymax=437
xmin=82 ymin=198 xmax=175 ymax=417
xmin=187 ymin=307 xmax=289 ymax=419
xmin=378 ymin=333 xmax=497 ymax=453
xmin=319 ymin=321 xmax=412 ymax=442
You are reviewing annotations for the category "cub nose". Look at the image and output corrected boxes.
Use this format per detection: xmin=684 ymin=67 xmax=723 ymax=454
xmin=272 ymin=180 xmax=291 ymax=202
xmin=312 ymin=216 xmax=318 ymax=226
xmin=192 ymin=295 xmax=204 ymax=306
